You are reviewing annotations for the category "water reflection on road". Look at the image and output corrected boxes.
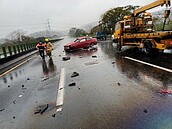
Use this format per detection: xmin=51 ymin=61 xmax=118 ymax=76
xmin=98 ymin=41 xmax=172 ymax=129
xmin=100 ymin=41 xmax=172 ymax=90
xmin=42 ymin=59 xmax=56 ymax=77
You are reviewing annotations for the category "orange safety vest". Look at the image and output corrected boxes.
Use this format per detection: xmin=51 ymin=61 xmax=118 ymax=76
xmin=36 ymin=43 xmax=46 ymax=51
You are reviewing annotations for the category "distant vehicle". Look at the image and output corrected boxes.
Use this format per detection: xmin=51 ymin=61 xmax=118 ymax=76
xmin=96 ymin=32 xmax=107 ymax=40
xmin=64 ymin=36 xmax=97 ymax=51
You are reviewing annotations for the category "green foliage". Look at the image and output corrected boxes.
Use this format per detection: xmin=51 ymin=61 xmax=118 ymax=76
xmin=91 ymin=5 xmax=138 ymax=35
xmin=153 ymin=17 xmax=163 ymax=31
xmin=153 ymin=17 xmax=172 ymax=31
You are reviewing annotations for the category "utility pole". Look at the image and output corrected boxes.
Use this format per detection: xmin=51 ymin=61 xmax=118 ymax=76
xmin=46 ymin=19 xmax=51 ymax=38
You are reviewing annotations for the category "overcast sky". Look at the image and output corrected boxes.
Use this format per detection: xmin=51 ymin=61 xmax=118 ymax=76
xmin=0 ymin=0 xmax=167 ymax=38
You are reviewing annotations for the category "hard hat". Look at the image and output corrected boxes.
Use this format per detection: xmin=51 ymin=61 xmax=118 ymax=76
xmin=45 ymin=38 xmax=49 ymax=42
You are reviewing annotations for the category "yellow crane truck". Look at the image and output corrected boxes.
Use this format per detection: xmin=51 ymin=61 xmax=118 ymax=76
xmin=113 ymin=0 xmax=172 ymax=54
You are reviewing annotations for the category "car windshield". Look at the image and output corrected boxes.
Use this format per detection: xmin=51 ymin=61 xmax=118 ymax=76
xmin=74 ymin=39 xmax=80 ymax=42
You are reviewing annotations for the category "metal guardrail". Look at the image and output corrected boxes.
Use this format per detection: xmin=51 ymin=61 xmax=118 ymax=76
xmin=0 ymin=43 xmax=37 ymax=59
xmin=0 ymin=38 xmax=64 ymax=64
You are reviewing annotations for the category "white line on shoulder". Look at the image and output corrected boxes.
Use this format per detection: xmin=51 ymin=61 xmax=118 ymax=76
xmin=124 ymin=56 xmax=172 ymax=73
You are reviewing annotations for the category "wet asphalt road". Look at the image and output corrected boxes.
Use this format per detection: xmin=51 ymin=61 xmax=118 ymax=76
xmin=0 ymin=37 xmax=172 ymax=129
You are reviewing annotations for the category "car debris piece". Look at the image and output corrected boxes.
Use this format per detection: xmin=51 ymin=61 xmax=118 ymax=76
xmin=52 ymin=114 xmax=56 ymax=117
xmin=0 ymin=108 xmax=5 ymax=111
xmin=92 ymin=55 xmax=97 ymax=58
xmin=62 ymin=56 xmax=70 ymax=61
xmin=69 ymin=82 xmax=76 ymax=87
xmin=144 ymin=109 xmax=147 ymax=113
xmin=85 ymin=61 xmax=99 ymax=66
xmin=18 ymin=94 xmax=23 ymax=98
xmin=41 ymin=78 xmax=49 ymax=82
xmin=13 ymin=100 xmax=16 ymax=104
xmin=112 ymin=62 xmax=115 ymax=64
xmin=27 ymin=78 xmax=30 ymax=80
xmin=13 ymin=116 xmax=15 ymax=119
xmin=34 ymin=104 xmax=49 ymax=114
xmin=22 ymin=85 xmax=24 ymax=87
xmin=117 ymin=83 xmax=121 ymax=86
xmin=71 ymin=72 xmax=79 ymax=78
xmin=8 ymin=85 xmax=10 ymax=88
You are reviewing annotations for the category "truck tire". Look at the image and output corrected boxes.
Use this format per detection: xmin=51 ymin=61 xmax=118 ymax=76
xmin=116 ymin=43 xmax=122 ymax=51
xmin=143 ymin=41 xmax=152 ymax=54
xmin=116 ymin=39 xmax=122 ymax=51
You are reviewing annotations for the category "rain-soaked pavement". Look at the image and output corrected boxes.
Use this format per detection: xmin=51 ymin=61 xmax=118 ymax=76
xmin=0 ymin=36 xmax=172 ymax=129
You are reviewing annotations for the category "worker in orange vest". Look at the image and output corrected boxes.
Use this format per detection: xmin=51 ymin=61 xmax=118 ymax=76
xmin=36 ymin=41 xmax=46 ymax=59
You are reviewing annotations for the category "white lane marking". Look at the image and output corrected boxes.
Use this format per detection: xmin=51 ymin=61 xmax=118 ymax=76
xmin=56 ymin=68 xmax=65 ymax=112
xmin=124 ymin=56 xmax=172 ymax=73
xmin=0 ymin=56 xmax=36 ymax=78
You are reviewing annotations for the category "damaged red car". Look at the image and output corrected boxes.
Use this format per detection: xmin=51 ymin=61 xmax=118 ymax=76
xmin=64 ymin=36 xmax=97 ymax=51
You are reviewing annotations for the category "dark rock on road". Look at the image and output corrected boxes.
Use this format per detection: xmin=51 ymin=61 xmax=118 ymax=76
xmin=71 ymin=72 xmax=79 ymax=78
xmin=69 ymin=82 xmax=76 ymax=87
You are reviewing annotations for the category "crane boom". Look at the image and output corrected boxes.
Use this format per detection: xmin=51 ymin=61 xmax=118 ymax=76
xmin=133 ymin=0 xmax=170 ymax=16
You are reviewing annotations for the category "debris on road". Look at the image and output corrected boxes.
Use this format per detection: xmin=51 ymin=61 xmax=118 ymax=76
xmin=71 ymin=72 xmax=79 ymax=78
xmin=0 ymin=109 xmax=5 ymax=112
xmin=62 ymin=56 xmax=70 ymax=61
xmin=69 ymin=82 xmax=76 ymax=87
xmin=112 ymin=62 xmax=115 ymax=64
xmin=13 ymin=100 xmax=16 ymax=104
xmin=118 ymin=83 xmax=121 ymax=86
xmin=13 ymin=116 xmax=15 ymax=119
xmin=52 ymin=114 xmax=56 ymax=117
xmin=144 ymin=109 xmax=147 ymax=113
xmin=18 ymin=94 xmax=23 ymax=98
xmin=85 ymin=61 xmax=99 ymax=66
xmin=22 ymin=85 xmax=24 ymax=87
xmin=8 ymin=85 xmax=10 ymax=88
xmin=41 ymin=78 xmax=49 ymax=82
xmin=22 ymin=87 xmax=27 ymax=90
xmin=34 ymin=104 xmax=49 ymax=114
xmin=92 ymin=55 xmax=97 ymax=58
xmin=27 ymin=78 xmax=30 ymax=80
xmin=79 ymin=56 xmax=83 ymax=58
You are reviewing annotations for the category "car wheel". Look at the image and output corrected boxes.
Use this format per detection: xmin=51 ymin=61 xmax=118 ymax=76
xmin=89 ymin=43 xmax=94 ymax=48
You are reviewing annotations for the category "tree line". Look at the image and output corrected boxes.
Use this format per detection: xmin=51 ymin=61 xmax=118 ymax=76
xmin=2 ymin=5 xmax=172 ymax=43
xmin=69 ymin=5 xmax=172 ymax=37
